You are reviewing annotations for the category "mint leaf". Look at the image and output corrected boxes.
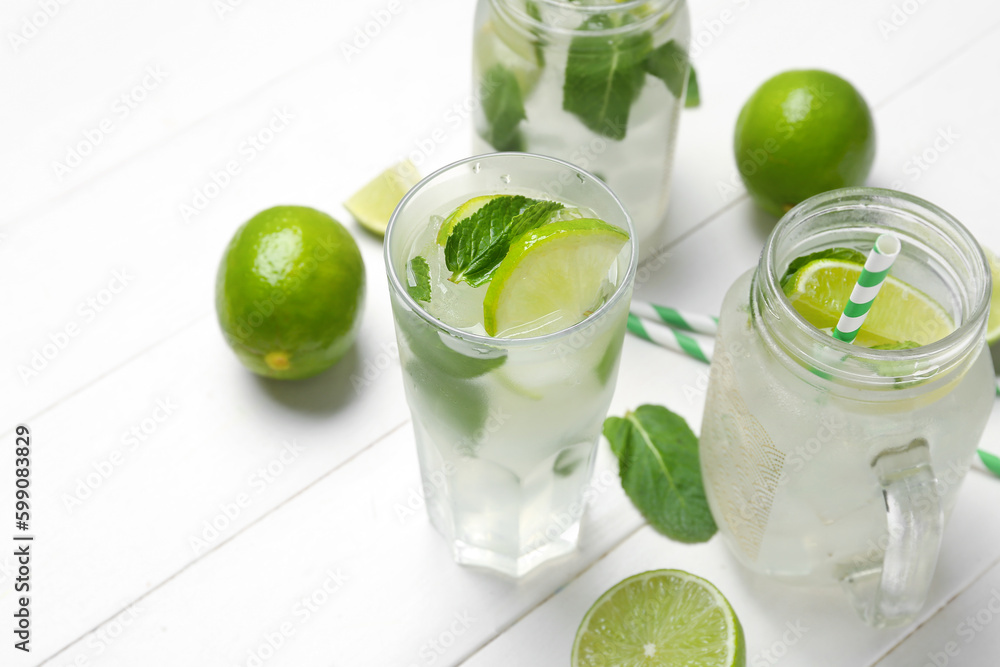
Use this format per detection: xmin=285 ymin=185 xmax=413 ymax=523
xmin=563 ymin=15 xmax=652 ymax=140
xmin=406 ymin=256 xmax=431 ymax=302
xmin=780 ymin=247 xmax=868 ymax=290
xmin=525 ymin=0 xmax=545 ymax=66
xmin=685 ymin=66 xmax=700 ymax=108
xmin=481 ymin=64 xmax=527 ymax=152
xmin=509 ymin=200 xmax=563 ymax=239
xmin=644 ymin=40 xmax=688 ymax=99
xmin=603 ymin=404 xmax=717 ymax=543
xmin=396 ymin=308 xmax=506 ymax=379
xmin=445 ymin=195 xmax=548 ymax=287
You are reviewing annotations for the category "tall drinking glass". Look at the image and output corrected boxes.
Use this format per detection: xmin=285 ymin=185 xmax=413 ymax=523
xmin=385 ymin=153 xmax=637 ymax=577
xmin=700 ymin=188 xmax=994 ymax=627
xmin=472 ymin=0 xmax=691 ymax=252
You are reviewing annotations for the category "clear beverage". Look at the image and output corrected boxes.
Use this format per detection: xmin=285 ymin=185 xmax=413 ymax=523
xmin=385 ymin=153 xmax=636 ymax=577
xmin=472 ymin=0 xmax=691 ymax=252
xmin=699 ymin=188 xmax=994 ymax=627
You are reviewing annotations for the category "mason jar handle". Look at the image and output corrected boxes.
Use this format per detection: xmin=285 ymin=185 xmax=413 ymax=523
xmin=862 ymin=439 xmax=944 ymax=628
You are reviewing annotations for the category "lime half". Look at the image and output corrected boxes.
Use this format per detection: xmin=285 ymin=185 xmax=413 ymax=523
xmin=483 ymin=218 xmax=628 ymax=337
xmin=344 ymin=160 xmax=421 ymax=236
xmin=783 ymin=258 xmax=953 ymax=347
xmin=572 ymin=569 xmax=746 ymax=667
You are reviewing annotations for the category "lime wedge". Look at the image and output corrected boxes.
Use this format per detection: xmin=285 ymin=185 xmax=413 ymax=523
xmin=437 ymin=195 xmax=500 ymax=245
xmin=983 ymin=246 xmax=1000 ymax=345
xmin=572 ymin=569 xmax=746 ymax=667
xmin=783 ymin=258 xmax=953 ymax=347
xmin=483 ymin=219 xmax=627 ymax=338
xmin=344 ymin=160 xmax=421 ymax=236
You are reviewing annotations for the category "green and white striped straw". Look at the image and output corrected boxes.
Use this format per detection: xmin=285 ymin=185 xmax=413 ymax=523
xmin=625 ymin=301 xmax=1000 ymax=478
xmin=631 ymin=301 xmax=719 ymax=337
xmin=832 ymin=233 xmax=901 ymax=344
xmin=626 ymin=313 xmax=714 ymax=363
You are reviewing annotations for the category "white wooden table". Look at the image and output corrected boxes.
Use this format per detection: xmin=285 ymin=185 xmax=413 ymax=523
xmin=4 ymin=0 xmax=1000 ymax=665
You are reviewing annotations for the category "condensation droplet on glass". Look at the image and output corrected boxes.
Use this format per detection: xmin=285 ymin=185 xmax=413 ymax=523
xmin=500 ymin=174 xmax=511 ymax=184
xmin=472 ymin=162 xmax=480 ymax=174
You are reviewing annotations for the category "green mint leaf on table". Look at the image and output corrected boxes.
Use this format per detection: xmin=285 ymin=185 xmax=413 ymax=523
xmin=446 ymin=196 xmax=565 ymax=287
xmin=980 ymin=450 xmax=1000 ymax=478
xmin=603 ymin=404 xmax=717 ymax=543
xmin=563 ymin=14 xmax=652 ymax=141
xmin=406 ymin=256 xmax=431 ymax=302
xmin=780 ymin=247 xmax=868 ymax=289
xmin=481 ymin=64 xmax=527 ymax=152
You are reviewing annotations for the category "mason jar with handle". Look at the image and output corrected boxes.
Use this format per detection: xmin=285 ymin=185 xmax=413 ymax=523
xmin=472 ymin=0 xmax=691 ymax=254
xmin=699 ymin=188 xmax=995 ymax=628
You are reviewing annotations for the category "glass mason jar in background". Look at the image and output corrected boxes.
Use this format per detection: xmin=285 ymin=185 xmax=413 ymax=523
xmin=699 ymin=188 xmax=994 ymax=628
xmin=472 ymin=0 xmax=691 ymax=253
xmin=384 ymin=153 xmax=637 ymax=577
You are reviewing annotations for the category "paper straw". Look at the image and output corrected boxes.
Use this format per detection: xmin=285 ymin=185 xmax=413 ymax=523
xmin=832 ymin=234 xmax=902 ymax=344
xmin=631 ymin=300 xmax=719 ymax=336
xmin=625 ymin=304 xmax=1000 ymax=478
xmin=627 ymin=313 xmax=714 ymax=363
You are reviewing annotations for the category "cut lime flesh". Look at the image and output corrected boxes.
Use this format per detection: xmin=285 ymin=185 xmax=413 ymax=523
xmin=572 ymin=569 xmax=745 ymax=667
xmin=344 ymin=160 xmax=421 ymax=236
xmin=783 ymin=258 xmax=953 ymax=347
xmin=436 ymin=195 xmax=500 ymax=245
xmin=483 ymin=218 xmax=627 ymax=338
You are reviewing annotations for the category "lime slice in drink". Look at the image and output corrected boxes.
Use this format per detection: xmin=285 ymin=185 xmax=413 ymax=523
xmin=783 ymin=258 xmax=953 ymax=347
xmin=572 ymin=569 xmax=746 ymax=667
xmin=436 ymin=195 xmax=501 ymax=245
xmin=483 ymin=219 xmax=628 ymax=337
xmin=344 ymin=160 xmax=421 ymax=236
xmin=982 ymin=246 xmax=1000 ymax=349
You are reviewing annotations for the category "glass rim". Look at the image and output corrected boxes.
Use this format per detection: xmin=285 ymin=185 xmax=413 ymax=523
xmin=383 ymin=152 xmax=638 ymax=348
xmin=759 ymin=186 xmax=991 ymax=367
xmin=488 ymin=0 xmax=685 ymax=37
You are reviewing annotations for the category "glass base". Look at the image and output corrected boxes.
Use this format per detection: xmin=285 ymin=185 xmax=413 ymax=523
xmin=435 ymin=514 xmax=582 ymax=578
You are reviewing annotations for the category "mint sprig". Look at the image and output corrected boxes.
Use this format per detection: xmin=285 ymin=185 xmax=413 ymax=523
xmin=644 ymin=40 xmax=688 ymax=100
xmin=562 ymin=14 xmax=652 ymax=141
xmin=446 ymin=195 xmax=564 ymax=287
xmin=603 ymin=404 xmax=717 ymax=543
xmin=481 ymin=64 xmax=527 ymax=152
xmin=405 ymin=256 xmax=431 ymax=302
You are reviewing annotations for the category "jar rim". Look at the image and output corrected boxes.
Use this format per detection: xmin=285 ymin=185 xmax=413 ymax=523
xmin=489 ymin=0 xmax=685 ymax=37
xmin=756 ymin=187 xmax=990 ymax=382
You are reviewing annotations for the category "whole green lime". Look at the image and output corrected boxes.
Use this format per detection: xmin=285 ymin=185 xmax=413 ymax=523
xmin=216 ymin=206 xmax=365 ymax=379
xmin=734 ymin=70 xmax=876 ymax=217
